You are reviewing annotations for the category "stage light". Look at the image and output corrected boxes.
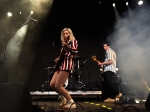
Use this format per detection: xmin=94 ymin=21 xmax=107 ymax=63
xmin=113 ymin=3 xmax=115 ymax=7
xmin=7 ymin=12 xmax=12 ymax=17
xmin=126 ymin=2 xmax=128 ymax=6
xmin=138 ymin=0 xmax=143 ymax=5
xmin=30 ymin=11 xmax=33 ymax=14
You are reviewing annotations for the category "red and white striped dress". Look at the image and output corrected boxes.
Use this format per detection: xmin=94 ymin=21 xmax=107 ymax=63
xmin=59 ymin=39 xmax=78 ymax=71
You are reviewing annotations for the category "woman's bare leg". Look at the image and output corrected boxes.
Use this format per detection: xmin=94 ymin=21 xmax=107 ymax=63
xmin=50 ymin=71 xmax=60 ymax=94
xmin=55 ymin=71 xmax=72 ymax=101
xmin=50 ymin=71 xmax=68 ymax=107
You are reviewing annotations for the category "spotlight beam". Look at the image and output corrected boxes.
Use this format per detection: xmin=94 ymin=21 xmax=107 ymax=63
xmin=0 ymin=18 xmax=37 ymax=80
xmin=0 ymin=19 xmax=34 ymax=40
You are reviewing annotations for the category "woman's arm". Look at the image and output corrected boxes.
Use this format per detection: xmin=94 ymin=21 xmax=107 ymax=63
xmin=69 ymin=40 xmax=78 ymax=54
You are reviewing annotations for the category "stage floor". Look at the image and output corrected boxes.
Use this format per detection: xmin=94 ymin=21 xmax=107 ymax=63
xmin=31 ymin=91 xmax=149 ymax=112
xmin=32 ymin=97 xmax=149 ymax=112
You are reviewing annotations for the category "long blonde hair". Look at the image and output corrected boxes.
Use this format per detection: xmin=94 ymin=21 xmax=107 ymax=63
xmin=60 ymin=28 xmax=75 ymax=42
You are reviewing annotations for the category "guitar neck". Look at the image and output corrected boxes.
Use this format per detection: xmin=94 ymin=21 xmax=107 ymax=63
xmin=94 ymin=59 xmax=99 ymax=63
xmin=94 ymin=59 xmax=103 ymax=67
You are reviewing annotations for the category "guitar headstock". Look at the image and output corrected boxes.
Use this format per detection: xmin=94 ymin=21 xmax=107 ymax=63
xmin=91 ymin=55 xmax=97 ymax=61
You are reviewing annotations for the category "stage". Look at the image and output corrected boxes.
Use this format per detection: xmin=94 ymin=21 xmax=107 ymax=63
xmin=30 ymin=90 xmax=149 ymax=112
xmin=31 ymin=94 xmax=149 ymax=112
xmin=30 ymin=90 xmax=102 ymax=95
xmin=30 ymin=90 xmax=102 ymax=100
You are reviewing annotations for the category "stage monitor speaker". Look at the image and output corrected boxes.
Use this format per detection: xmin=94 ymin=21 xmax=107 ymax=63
xmin=145 ymin=92 xmax=150 ymax=110
xmin=0 ymin=83 xmax=33 ymax=112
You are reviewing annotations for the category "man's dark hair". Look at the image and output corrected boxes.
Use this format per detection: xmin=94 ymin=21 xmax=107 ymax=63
xmin=102 ymin=41 xmax=110 ymax=46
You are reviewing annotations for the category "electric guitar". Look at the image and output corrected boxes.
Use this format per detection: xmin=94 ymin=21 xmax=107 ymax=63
xmin=91 ymin=55 xmax=103 ymax=73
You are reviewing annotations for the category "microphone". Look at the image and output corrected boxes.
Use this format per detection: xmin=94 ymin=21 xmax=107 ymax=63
xmin=30 ymin=18 xmax=38 ymax=23
xmin=68 ymin=40 xmax=71 ymax=44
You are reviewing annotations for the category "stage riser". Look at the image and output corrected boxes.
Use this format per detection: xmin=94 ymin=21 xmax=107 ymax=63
xmin=30 ymin=91 xmax=102 ymax=96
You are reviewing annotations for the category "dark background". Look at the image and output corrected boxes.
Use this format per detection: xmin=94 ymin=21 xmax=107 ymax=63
xmin=0 ymin=0 xmax=150 ymax=91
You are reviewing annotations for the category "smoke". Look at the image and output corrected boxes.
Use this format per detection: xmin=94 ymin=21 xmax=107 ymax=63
xmin=0 ymin=0 xmax=54 ymax=37
xmin=0 ymin=0 xmax=54 ymax=83
xmin=20 ymin=0 xmax=54 ymax=15
xmin=6 ymin=25 xmax=28 ymax=63
xmin=108 ymin=6 xmax=150 ymax=96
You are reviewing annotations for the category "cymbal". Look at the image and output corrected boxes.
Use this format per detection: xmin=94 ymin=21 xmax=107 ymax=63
xmin=73 ymin=56 xmax=86 ymax=60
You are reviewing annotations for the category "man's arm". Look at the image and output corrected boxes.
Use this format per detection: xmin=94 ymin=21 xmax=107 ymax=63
xmin=102 ymin=60 xmax=113 ymax=65
xmin=98 ymin=60 xmax=113 ymax=66
xmin=98 ymin=51 xmax=114 ymax=66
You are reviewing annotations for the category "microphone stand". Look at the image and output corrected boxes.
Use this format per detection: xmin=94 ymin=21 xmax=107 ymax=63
xmin=0 ymin=19 xmax=34 ymax=83
xmin=79 ymin=43 xmax=91 ymax=90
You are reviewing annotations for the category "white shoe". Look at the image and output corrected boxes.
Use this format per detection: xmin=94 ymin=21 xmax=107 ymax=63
xmin=59 ymin=95 xmax=67 ymax=107
xmin=115 ymin=97 xmax=119 ymax=101
xmin=61 ymin=101 xmax=76 ymax=109
xmin=115 ymin=93 xmax=122 ymax=98
xmin=115 ymin=93 xmax=122 ymax=101
xmin=104 ymin=98 xmax=115 ymax=103
xmin=104 ymin=98 xmax=110 ymax=102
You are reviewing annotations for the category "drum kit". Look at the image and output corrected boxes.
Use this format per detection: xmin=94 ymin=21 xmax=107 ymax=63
xmin=41 ymin=56 xmax=86 ymax=91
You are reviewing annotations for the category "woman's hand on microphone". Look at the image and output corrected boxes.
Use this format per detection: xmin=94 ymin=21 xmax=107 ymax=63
xmin=62 ymin=41 xmax=71 ymax=50
xmin=62 ymin=41 xmax=66 ymax=46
